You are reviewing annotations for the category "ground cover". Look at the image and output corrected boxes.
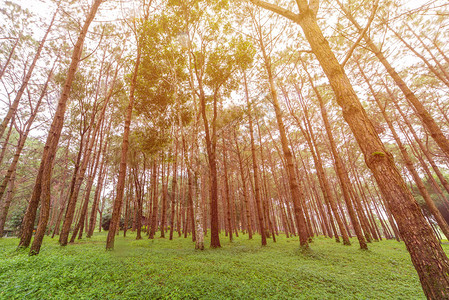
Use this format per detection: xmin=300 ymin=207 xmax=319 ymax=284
xmin=1 ymin=232 xmax=446 ymax=299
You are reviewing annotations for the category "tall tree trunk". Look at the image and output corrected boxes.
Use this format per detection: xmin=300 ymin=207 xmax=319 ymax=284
xmin=336 ymin=1 xmax=449 ymax=158
xmin=222 ymin=136 xmax=233 ymax=242
xmin=160 ymin=156 xmax=168 ymax=238
xmin=0 ymin=7 xmax=58 ymax=140
xmin=149 ymin=159 xmax=159 ymax=239
xmin=21 ymin=0 xmax=102 ymax=254
xmin=284 ymin=88 xmax=349 ymax=244
xmin=106 ymin=39 xmax=141 ymax=249
xmin=234 ymin=130 xmax=253 ymax=239
xmin=249 ymin=1 xmax=449 ymax=296
xmin=254 ymin=19 xmax=309 ymax=248
xmin=133 ymin=163 xmax=143 ymax=240
xmin=193 ymin=171 xmax=204 ymax=250
xmin=71 ymin=116 xmax=107 ymax=242
xmin=196 ymin=77 xmax=220 ymax=247
xmin=87 ymin=162 xmax=107 ymax=238
xmin=87 ymin=123 xmax=111 ymax=238
xmin=51 ymin=139 xmax=72 ymax=239
xmin=0 ymin=172 xmax=15 ymax=237
xmin=255 ymin=120 xmax=276 ymax=241
xmin=244 ymin=73 xmax=266 ymax=245
xmin=298 ymin=63 xmax=367 ymax=247
xmin=60 ymin=86 xmax=111 ymax=246
xmin=169 ymin=136 xmax=178 ymax=241
xmin=359 ymin=63 xmax=449 ymax=240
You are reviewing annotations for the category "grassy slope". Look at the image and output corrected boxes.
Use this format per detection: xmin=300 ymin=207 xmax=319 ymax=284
xmin=1 ymin=232 xmax=446 ymax=299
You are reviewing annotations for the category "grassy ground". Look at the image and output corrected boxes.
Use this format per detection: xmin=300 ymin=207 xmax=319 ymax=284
xmin=0 ymin=231 xmax=446 ymax=299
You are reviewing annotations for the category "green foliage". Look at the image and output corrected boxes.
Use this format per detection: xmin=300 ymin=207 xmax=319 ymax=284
xmin=0 ymin=232 xmax=439 ymax=299
xmin=135 ymin=15 xmax=187 ymax=117
xmin=129 ymin=127 xmax=170 ymax=158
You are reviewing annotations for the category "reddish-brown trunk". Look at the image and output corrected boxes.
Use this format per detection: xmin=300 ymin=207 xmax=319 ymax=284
xmin=106 ymin=40 xmax=141 ymax=250
xmin=336 ymin=1 xmax=449 ymax=158
xmin=23 ymin=0 xmax=102 ymax=254
xmin=149 ymin=159 xmax=159 ymax=239
xmin=222 ymin=137 xmax=233 ymax=242
xmin=244 ymin=73 xmax=266 ymax=245
xmin=234 ymin=130 xmax=253 ymax=239
xmin=0 ymin=7 xmax=58 ymax=140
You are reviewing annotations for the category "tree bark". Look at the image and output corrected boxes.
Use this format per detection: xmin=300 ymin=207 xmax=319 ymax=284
xmin=359 ymin=63 xmax=449 ymax=240
xmin=106 ymin=39 xmax=141 ymax=250
xmin=249 ymin=1 xmax=449 ymax=296
xmin=196 ymin=76 xmax=220 ymax=248
xmin=21 ymin=0 xmax=102 ymax=253
xmin=336 ymin=0 xmax=449 ymax=158
xmin=60 ymin=79 xmax=113 ymax=246
xmin=234 ymin=130 xmax=253 ymax=239
xmin=0 ymin=7 xmax=58 ymax=140
xmin=149 ymin=159 xmax=159 ymax=239
xmin=255 ymin=18 xmax=309 ymax=248
xmin=0 ymin=172 xmax=15 ymax=237
xmin=222 ymin=136 xmax=233 ymax=242
xmin=169 ymin=136 xmax=178 ymax=241
xmin=244 ymin=73 xmax=266 ymax=245
xmin=160 ymin=156 xmax=168 ymax=238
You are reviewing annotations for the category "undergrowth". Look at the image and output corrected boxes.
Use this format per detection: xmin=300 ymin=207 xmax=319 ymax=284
xmin=1 ymin=232 xmax=445 ymax=299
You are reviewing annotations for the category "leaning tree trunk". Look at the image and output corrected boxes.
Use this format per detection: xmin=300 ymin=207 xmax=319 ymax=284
xmin=387 ymin=90 xmax=449 ymax=197
xmin=387 ymin=24 xmax=449 ymax=88
xmin=0 ymin=117 xmax=14 ymax=166
xmin=60 ymin=99 xmax=107 ymax=246
xmin=0 ymin=60 xmax=53 ymax=211
xmin=298 ymin=63 xmax=367 ymax=247
xmin=336 ymin=0 xmax=449 ymax=158
xmin=254 ymin=20 xmax=309 ymax=248
xmin=0 ymin=7 xmax=58 ymax=140
xmin=21 ymin=0 xmax=102 ymax=253
xmin=249 ymin=1 xmax=449 ymax=297
xmin=0 ymin=172 xmax=15 ymax=237
xmin=358 ymin=63 xmax=449 ymax=240
xmin=0 ymin=37 xmax=19 ymax=81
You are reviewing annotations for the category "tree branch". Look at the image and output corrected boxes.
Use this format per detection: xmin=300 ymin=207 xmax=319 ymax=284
xmin=249 ymin=0 xmax=300 ymax=24
xmin=340 ymin=0 xmax=379 ymax=68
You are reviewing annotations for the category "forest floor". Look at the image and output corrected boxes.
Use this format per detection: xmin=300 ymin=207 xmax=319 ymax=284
xmin=1 ymin=232 xmax=447 ymax=299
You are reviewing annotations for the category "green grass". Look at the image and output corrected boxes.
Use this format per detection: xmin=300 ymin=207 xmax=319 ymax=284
xmin=0 ymin=232 xmax=445 ymax=299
